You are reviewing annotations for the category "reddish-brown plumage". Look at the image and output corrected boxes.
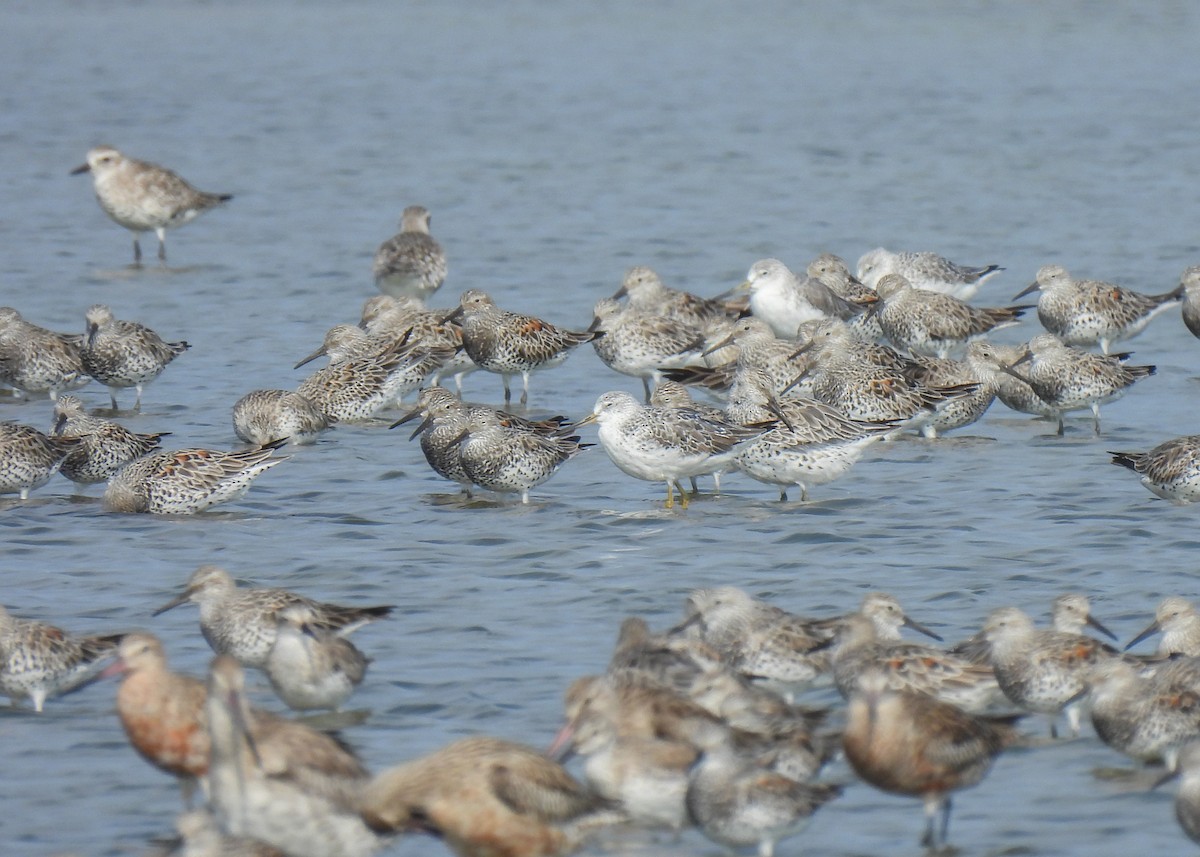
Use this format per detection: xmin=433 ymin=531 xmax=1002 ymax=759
xmin=109 ymin=633 xmax=208 ymax=793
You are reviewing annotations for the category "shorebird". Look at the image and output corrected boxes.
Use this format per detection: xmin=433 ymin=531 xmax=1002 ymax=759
xmin=547 ymin=672 xmax=698 ymax=833
xmin=71 ymin=145 xmax=231 ymax=265
xmin=1110 ymin=435 xmax=1200 ymax=504
xmin=796 ymin=318 xmax=980 ymax=430
xmin=1126 ymin=597 xmax=1200 ymax=658
xmin=843 ymin=669 xmax=1021 ymax=849
xmin=295 ymin=324 xmax=453 ymax=409
xmin=963 ymin=339 xmax=1060 ymax=421
xmin=372 ymin=205 xmax=447 ymax=301
xmin=263 ymin=604 xmax=370 ymax=711
xmin=613 ymin=265 xmax=734 ymax=331
xmin=360 ymin=736 xmax=624 ymax=857
xmin=51 ymin=394 xmax=168 ymax=484
xmin=232 ymin=389 xmax=331 ymax=446
xmin=296 ymin=337 xmax=434 ymax=421
xmin=830 ymin=614 xmax=1000 ymax=714
xmin=686 ymin=737 xmax=841 ymax=857
xmin=727 ymin=367 xmax=896 ymax=501
xmin=1013 ymin=263 xmax=1182 ymax=354
xmin=0 ymin=422 xmax=80 ymax=499
xmin=0 ymin=307 xmax=87 ymax=400
xmin=676 ymin=586 xmax=833 ymax=695
xmin=358 ymin=295 xmax=476 ymax=392
xmin=1087 ymin=657 xmax=1200 ymax=768
xmin=739 ymin=258 xmax=865 ymax=338
xmin=903 ymin=351 xmax=998 ymax=438
xmin=80 ymin=304 xmax=190 ymax=411
xmin=588 ymin=297 xmax=705 ymax=399
xmin=577 ymin=390 xmax=766 ymax=509
xmin=983 ymin=605 xmax=1117 ymax=737
xmin=153 ymin=565 xmax=393 ymax=669
xmin=447 ymin=289 xmax=598 ymax=406
xmin=606 ymin=615 xmax=724 ymax=696
xmin=856 ymin=247 xmax=1003 ymax=300
xmin=204 ymin=655 xmax=383 ymax=857
xmin=871 ymin=272 xmax=1030 ymax=358
xmin=804 ymin=253 xmax=886 ymax=340
xmin=1180 ymin=265 xmax=1200 ymax=339
xmin=103 ymin=633 xmax=208 ymax=805
xmin=1001 ymin=332 xmax=1155 ymax=434
xmin=952 ymin=593 xmax=1117 ymax=665
xmin=453 ymin=409 xmax=590 ymax=503
xmin=1165 ymin=741 xmax=1200 ymax=845
xmin=104 ymin=442 xmax=287 ymax=514
xmin=0 ymin=604 xmax=119 ymax=712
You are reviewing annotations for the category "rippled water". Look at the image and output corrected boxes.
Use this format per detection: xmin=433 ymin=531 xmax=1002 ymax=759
xmin=3 ymin=2 xmax=1200 ymax=855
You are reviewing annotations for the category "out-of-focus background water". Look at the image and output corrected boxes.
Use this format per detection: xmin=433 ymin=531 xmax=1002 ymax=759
xmin=2 ymin=1 xmax=1199 ymax=854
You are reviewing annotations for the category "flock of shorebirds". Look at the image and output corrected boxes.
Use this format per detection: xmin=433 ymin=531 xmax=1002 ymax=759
xmin=3 ymin=147 xmax=1200 ymax=513
xmin=3 ymin=146 xmax=1200 ymax=855
xmin=6 ymin=569 xmax=1200 ymax=856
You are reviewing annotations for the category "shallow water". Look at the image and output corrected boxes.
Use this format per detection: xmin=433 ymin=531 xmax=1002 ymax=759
xmin=2 ymin=1 xmax=1200 ymax=855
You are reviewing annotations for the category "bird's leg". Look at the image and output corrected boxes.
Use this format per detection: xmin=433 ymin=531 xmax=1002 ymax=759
xmin=156 ymin=227 xmax=168 ymax=264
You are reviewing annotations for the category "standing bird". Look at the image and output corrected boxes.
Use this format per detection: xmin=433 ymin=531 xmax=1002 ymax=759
xmin=686 ymin=738 xmax=842 ymax=857
xmin=588 ymin=298 xmax=705 ymax=399
xmin=361 ymin=736 xmax=624 ymax=857
xmin=372 ymin=205 xmax=447 ymax=301
xmin=453 ymin=410 xmax=589 ymax=504
xmin=71 ymin=145 xmax=231 ymax=266
xmin=1087 ymin=658 xmax=1200 ymax=769
xmin=152 ymin=564 xmax=394 ymax=670
xmin=871 ymin=273 xmax=1030 ymax=358
xmin=103 ymin=442 xmax=287 ymax=514
xmin=103 ymin=633 xmax=209 ymax=805
xmin=448 ymin=289 xmax=598 ymax=406
xmin=577 ymin=390 xmax=766 ymax=510
xmin=982 ymin=606 xmax=1116 ymax=737
xmin=80 ymin=304 xmax=190 ymax=411
xmin=51 ymin=394 xmax=169 ymax=485
xmin=0 ymin=604 xmax=119 ymax=712
xmin=1013 ymin=264 xmax=1182 ymax=354
xmin=613 ymin=265 xmax=734 ymax=331
xmin=0 ymin=422 xmax=80 ymax=499
xmin=856 ymin=247 xmax=1003 ymax=300
xmin=263 ymin=605 xmax=370 ymax=711
xmin=1002 ymin=332 xmax=1155 ymax=435
xmin=0 ymin=307 xmax=88 ymax=400
xmin=738 ymin=258 xmax=865 ymax=339
xmin=1110 ymin=435 xmax=1200 ymax=504
xmin=204 ymin=656 xmax=383 ymax=857
xmin=843 ymin=670 xmax=1021 ymax=849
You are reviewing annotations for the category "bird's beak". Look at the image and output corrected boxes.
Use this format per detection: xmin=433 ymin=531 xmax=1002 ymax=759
xmin=902 ymin=615 xmax=943 ymax=642
xmin=1012 ymin=281 xmax=1041 ymax=300
xmin=293 ymin=345 xmax=327 ymax=370
xmin=1124 ymin=618 xmax=1161 ymax=652
xmin=70 ymin=162 xmax=91 ymax=175
xmin=1085 ymin=613 xmax=1118 ymax=642
xmin=151 ymin=590 xmax=192 ymax=616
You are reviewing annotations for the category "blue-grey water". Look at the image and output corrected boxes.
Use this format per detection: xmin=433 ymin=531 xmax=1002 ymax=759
xmin=2 ymin=1 xmax=1200 ymax=854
